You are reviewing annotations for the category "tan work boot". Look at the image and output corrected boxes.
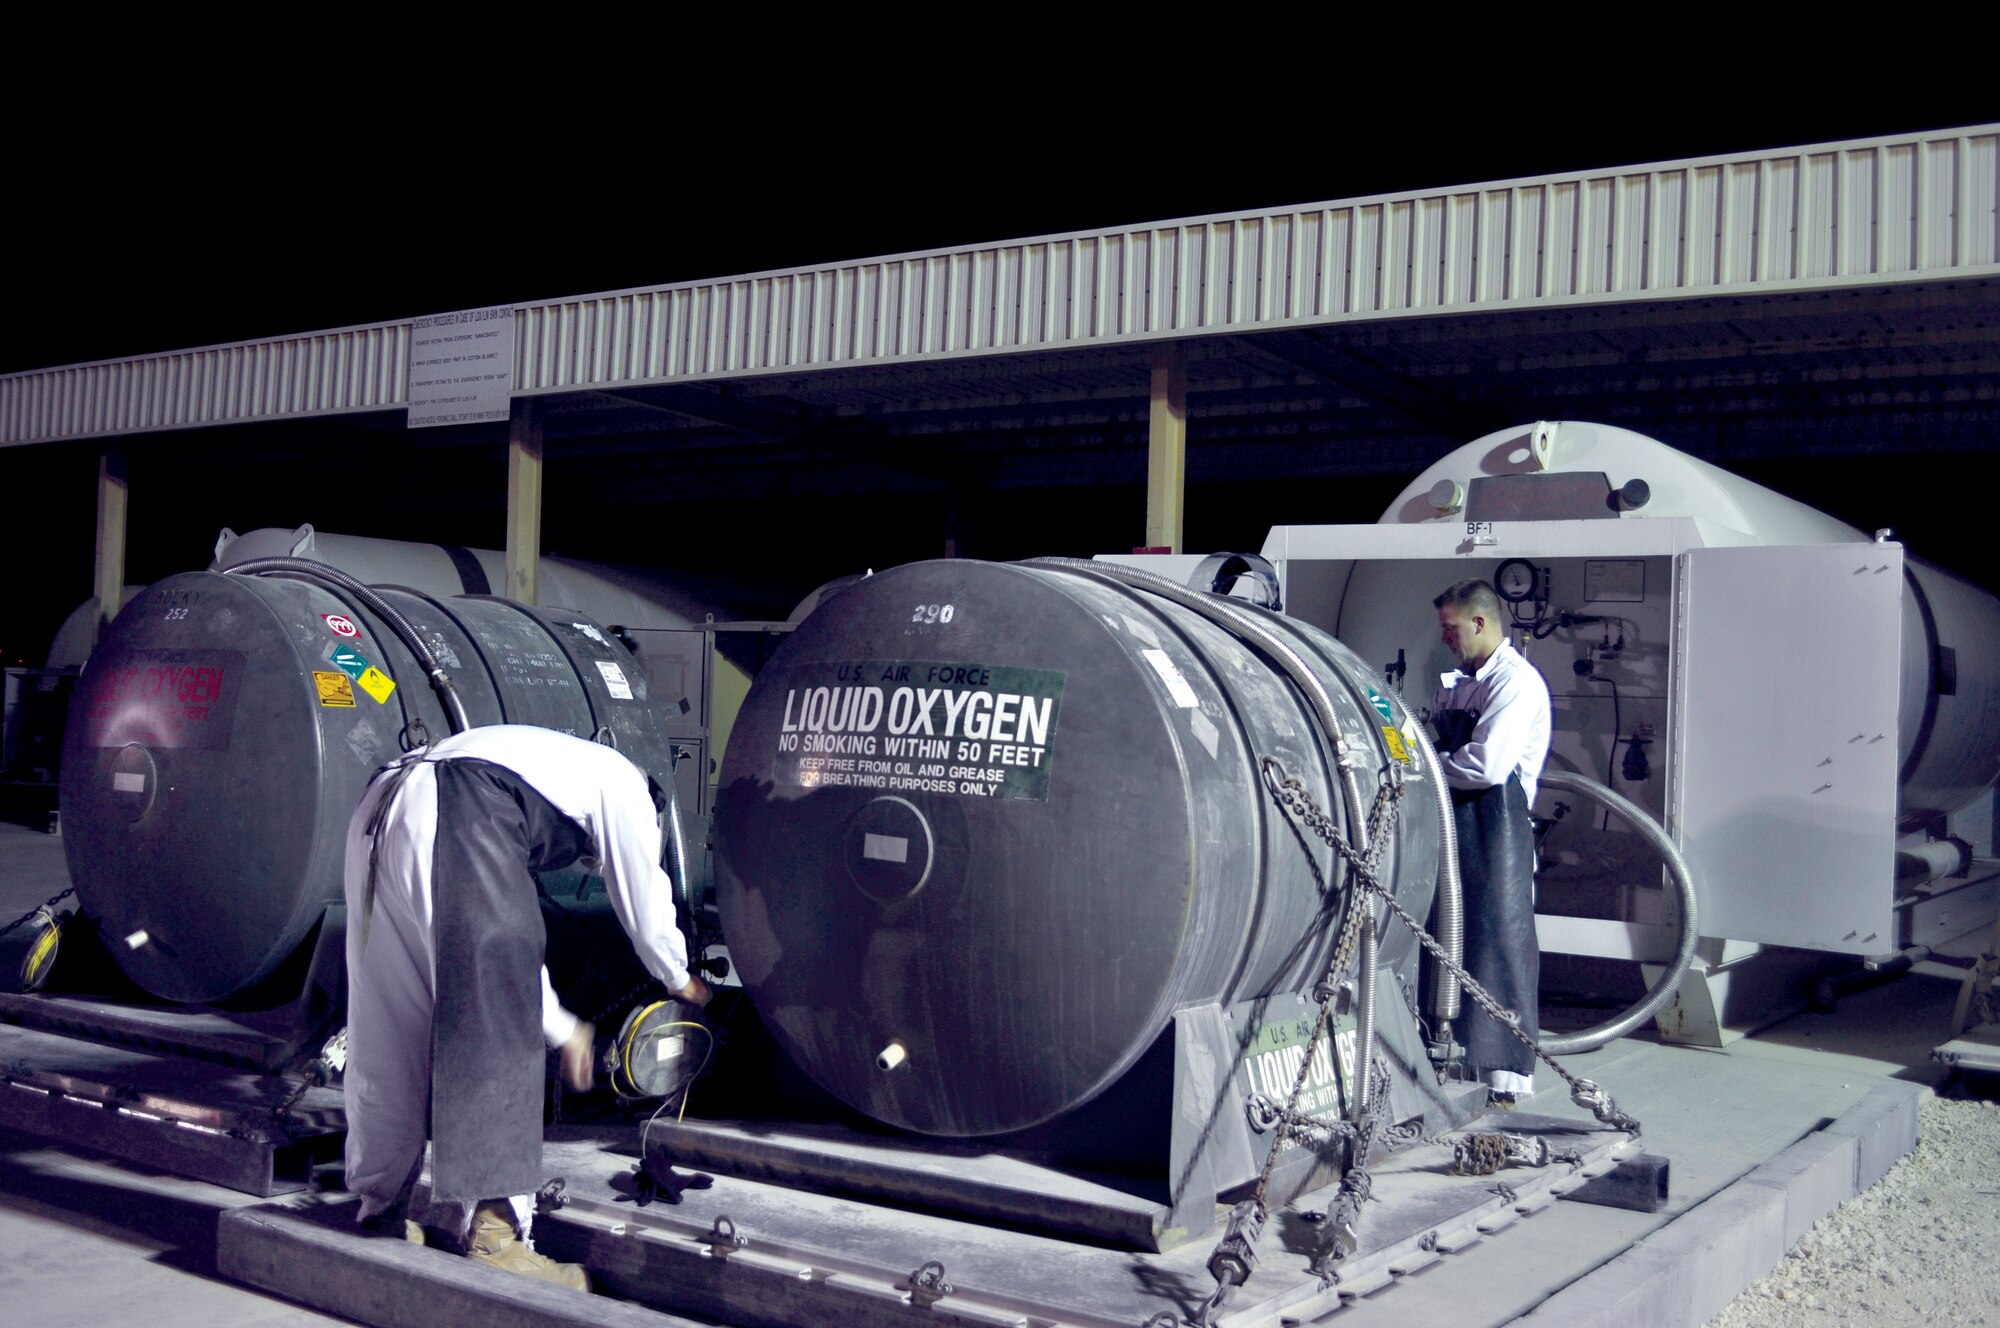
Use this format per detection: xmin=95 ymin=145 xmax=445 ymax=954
xmin=464 ymin=1201 xmax=590 ymax=1291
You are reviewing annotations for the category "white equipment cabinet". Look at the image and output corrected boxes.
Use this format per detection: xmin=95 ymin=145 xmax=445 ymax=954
xmin=1137 ymin=421 xmax=2000 ymax=1045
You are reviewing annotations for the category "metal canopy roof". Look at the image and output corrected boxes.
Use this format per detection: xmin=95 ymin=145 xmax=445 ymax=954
xmin=2 ymin=124 xmax=1996 ymax=607
xmin=4 ymin=124 xmax=1993 ymax=448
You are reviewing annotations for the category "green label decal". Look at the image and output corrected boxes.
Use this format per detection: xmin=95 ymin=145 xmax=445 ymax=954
xmin=329 ymin=644 xmax=371 ymax=682
xmin=769 ymin=659 xmax=1066 ymax=802
xmin=1239 ymin=1010 xmax=1357 ymax=1122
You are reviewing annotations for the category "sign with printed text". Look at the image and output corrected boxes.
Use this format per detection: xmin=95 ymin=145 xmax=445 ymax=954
xmin=314 ymin=671 xmax=356 ymax=707
xmin=329 ymin=645 xmax=370 ymax=681
xmin=1239 ymin=1008 xmax=1357 ymax=1136
xmin=328 ymin=645 xmax=396 ymax=703
xmin=767 ymin=659 xmax=1065 ymax=802
xmin=408 ymin=304 xmax=515 ymax=428
xmin=81 ymin=650 xmax=246 ymax=750
xmin=356 ymin=666 xmax=396 ymax=704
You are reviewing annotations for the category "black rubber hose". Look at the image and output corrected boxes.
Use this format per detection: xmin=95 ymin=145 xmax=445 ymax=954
xmin=221 ymin=557 xmax=470 ymax=734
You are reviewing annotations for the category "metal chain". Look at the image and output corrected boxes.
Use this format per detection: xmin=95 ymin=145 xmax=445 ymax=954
xmin=1197 ymin=752 xmax=1639 ymax=1325
xmin=1245 ymin=769 xmax=1404 ymax=1207
xmin=1194 ymin=768 xmax=1404 ymax=1327
xmin=0 ymin=888 xmax=74 ymax=943
xmin=1307 ymin=1108 xmax=1383 ymax=1278
xmin=1264 ymin=760 xmax=1641 ymax=1135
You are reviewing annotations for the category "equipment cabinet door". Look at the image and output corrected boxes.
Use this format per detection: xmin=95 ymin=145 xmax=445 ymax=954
xmin=1671 ymin=543 xmax=1902 ymax=953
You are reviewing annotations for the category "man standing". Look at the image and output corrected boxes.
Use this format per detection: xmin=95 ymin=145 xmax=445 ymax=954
xmin=1432 ymin=580 xmax=1552 ymax=1105
xmin=342 ymin=724 xmax=710 ymax=1288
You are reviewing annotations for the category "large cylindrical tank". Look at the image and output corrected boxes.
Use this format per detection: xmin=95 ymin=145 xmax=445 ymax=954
xmin=60 ymin=569 xmax=677 ymax=1005
xmin=1373 ymin=421 xmax=2000 ymax=819
xmin=715 ymin=559 xmax=1437 ymax=1139
xmin=51 ymin=525 xmax=755 ymax=776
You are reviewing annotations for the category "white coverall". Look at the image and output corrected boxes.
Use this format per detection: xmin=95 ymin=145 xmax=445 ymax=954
xmin=342 ymin=724 xmax=692 ymax=1232
xmin=1434 ymin=638 xmax=1552 ymax=809
xmin=1434 ymin=638 xmax=1552 ymax=1095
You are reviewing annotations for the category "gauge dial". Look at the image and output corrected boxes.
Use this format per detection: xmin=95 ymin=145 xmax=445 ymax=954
xmin=1495 ymin=558 xmax=1539 ymax=602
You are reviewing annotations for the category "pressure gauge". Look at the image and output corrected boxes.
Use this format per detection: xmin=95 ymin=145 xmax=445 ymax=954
xmin=1495 ymin=558 xmax=1539 ymax=603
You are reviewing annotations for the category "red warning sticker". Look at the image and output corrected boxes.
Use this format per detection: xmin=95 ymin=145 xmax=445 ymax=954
xmin=323 ymin=613 xmax=360 ymax=638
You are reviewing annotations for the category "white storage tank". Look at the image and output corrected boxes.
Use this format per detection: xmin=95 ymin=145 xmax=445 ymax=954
xmin=1246 ymin=421 xmax=2000 ymax=1039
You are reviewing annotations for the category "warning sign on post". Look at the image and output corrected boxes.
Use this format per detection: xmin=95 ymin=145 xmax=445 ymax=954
xmin=769 ymin=659 xmax=1065 ymax=802
xmin=408 ymin=304 xmax=515 ymax=428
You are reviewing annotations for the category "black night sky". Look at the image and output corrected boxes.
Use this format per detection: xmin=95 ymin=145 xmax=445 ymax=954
xmin=2 ymin=63 xmax=1994 ymax=664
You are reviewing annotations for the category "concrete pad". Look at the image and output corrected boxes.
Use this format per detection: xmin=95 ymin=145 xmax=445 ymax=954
xmin=0 ymin=824 xmax=1961 ymax=1328
xmin=1821 ymin=1080 xmax=1920 ymax=1189
xmin=1739 ymin=1130 xmax=1859 ymax=1248
xmin=218 ymin=1196 xmax=705 ymax=1328
xmin=0 ymin=1125 xmax=346 ymax=1328
xmin=1511 ymin=1075 xmax=1920 ymax=1328
xmin=1518 ymin=1183 xmax=1786 ymax=1328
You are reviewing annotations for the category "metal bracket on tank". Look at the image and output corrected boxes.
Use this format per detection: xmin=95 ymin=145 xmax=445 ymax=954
xmin=701 ymin=1214 xmax=747 ymax=1260
xmin=902 ymin=1259 xmax=954 ymax=1308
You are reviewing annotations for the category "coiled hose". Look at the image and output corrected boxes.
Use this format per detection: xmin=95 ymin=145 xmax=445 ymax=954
xmin=1025 ymin=557 xmax=1374 ymax=851
xmin=1535 ymin=769 xmax=1700 ymax=1054
xmin=221 ymin=556 xmax=469 ymax=734
xmin=1025 ymin=558 xmax=1466 ymax=999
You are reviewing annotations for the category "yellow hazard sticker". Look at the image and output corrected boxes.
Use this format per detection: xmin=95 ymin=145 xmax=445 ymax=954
xmin=357 ymin=666 xmax=397 ymax=704
xmin=314 ymin=671 xmax=356 ymax=707
xmin=1381 ymin=725 xmax=1413 ymax=765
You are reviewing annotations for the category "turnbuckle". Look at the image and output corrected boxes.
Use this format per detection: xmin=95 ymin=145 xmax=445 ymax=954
xmin=1193 ymin=1199 xmax=1264 ymax=1324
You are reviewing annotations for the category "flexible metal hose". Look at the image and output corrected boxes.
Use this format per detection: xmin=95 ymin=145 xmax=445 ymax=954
xmin=1352 ymin=910 xmax=1377 ymax=1118
xmin=222 ymin=557 xmax=470 ymax=733
xmin=1026 ymin=559 xmax=1469 ymax=992
xmin=1025 ymin=558 xmax=1373 ymax=851
xmin=1401 ymin=715 xmax=1464 ymax=1021
xmin=1535 ymin=769 xmax=1700 ymax=1054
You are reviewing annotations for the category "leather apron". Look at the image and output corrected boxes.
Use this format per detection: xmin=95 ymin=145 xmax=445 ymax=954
xmin=427 ymin=759 xmax=592 ymax=1207
xmin=1433 ymin=709 xmax=1540 ymax=1080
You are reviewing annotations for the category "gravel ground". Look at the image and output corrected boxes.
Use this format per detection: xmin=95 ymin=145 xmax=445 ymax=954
xmin=1712 ymin=1088 xmax=2000 ymax=1326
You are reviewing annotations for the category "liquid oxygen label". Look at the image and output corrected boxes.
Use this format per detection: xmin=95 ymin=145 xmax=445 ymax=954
xmin=769 ymin=659 xmax=1065 ymax=802
xmin=1240 ymin=1008 xmax=1357 ymax=1137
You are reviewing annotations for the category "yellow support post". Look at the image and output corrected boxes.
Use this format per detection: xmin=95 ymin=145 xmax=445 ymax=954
xmin=505 ymin=400 xmax=542 ymax=605
xmin=92 ymin=447 xmax=129 ymax=646
xmin=1146 ymin=344 xmax=1187 ymax=553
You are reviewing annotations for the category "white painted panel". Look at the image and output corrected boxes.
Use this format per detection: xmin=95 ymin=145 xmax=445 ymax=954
xmin=1546 ymin=181 xmax=1579 ymax=295
xmin=1649 ymin=170 xmax=1685 ymax=290
xmin=1613 ymin=174 xmax=1650 ymax=291
xmin=1672 ymin=544 xmax=1902 ymax=952
xmin=1840 ymin=148 xmax=1877 ymax=276
xmin=1967 ymin=132 xmax=1998 ymax=266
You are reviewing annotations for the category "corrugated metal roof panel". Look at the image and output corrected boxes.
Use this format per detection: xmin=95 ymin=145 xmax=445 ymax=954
xmin=1 ymin=324 xmax=409 ymax=443
xmin=5 ymin=126 xmax=1996 ymax=445
xmin=507 ymin=128 xmax=1995 ymax=396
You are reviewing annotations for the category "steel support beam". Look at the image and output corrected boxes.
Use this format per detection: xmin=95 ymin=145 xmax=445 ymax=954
xmin=506 ymin=399 xmax=542 ymax=605
xmin=1146 ymin=343 xmax=1187 ymax=552
xmin=92 ymin=446 xmax=128 ymax=645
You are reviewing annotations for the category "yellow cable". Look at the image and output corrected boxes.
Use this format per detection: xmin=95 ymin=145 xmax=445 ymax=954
xmin=22 ymin=911 xmax=59 ymax=988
